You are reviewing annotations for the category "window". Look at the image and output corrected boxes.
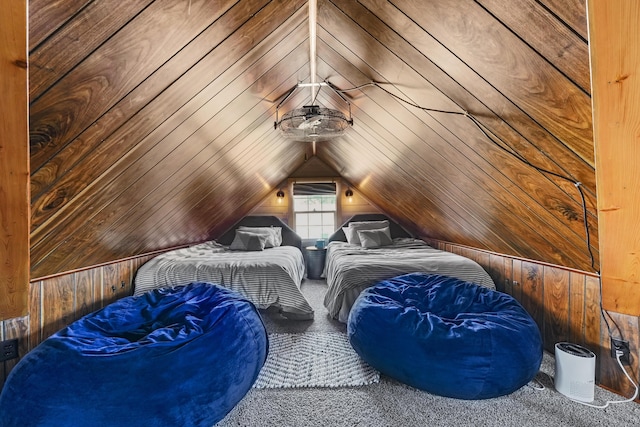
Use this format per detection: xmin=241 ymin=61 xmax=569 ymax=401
xmin=293 ymin=182 xmax=336 ymax=239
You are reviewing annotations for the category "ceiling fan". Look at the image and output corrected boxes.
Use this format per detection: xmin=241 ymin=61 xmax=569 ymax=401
xmin=275 ymin=85 xmax=353 ymax=142
xmin=273 ymin=0 xmax=353 ymax=142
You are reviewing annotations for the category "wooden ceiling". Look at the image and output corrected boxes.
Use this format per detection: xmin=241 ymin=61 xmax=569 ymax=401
xmin=28 ymin=0 xmax=596 ymax=279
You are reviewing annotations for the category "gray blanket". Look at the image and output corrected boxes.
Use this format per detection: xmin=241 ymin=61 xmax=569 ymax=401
xmin=134 ymin=241 xmax=313 ymax=319
xmin=323 ymin=238 xmax=495 ymax=322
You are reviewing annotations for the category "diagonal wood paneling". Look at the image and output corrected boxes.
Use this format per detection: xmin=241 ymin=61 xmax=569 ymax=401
xmin=27 ymin=0 xmax=597 ymax=278
xmin=313 ymin=0 xmax=596 ymax=271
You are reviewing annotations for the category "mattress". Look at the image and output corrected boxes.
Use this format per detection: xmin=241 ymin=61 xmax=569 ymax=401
xmin=134 ymin=240 xmax=313 ymax=319
xmin=323 ymin=238 xmax=495 ymax=322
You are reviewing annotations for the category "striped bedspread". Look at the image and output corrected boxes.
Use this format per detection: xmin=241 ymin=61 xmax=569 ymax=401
xmin=134 ymin=241 xmax=313 ymax=319
xmin=323 ymin=238 xmax=495 ymax=322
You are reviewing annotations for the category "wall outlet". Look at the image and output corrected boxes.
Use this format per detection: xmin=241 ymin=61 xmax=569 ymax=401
xmin=611 ymin=337 xmax=630 ymax=365
xmin=0 ymin=338 xmax=19 ymax=362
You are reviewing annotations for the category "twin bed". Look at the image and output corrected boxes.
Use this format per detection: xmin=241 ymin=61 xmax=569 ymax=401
xmin=134 ymin=214 xmax=495 ymax=323
xmin=134 ymin=216 xmax=314 ymax=319
xmin=322 ymin=214 xmax=495 ymax=323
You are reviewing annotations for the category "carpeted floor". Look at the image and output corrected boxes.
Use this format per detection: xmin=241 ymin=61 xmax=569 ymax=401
xmin=215 ymin=279 xmax=640 ymax=427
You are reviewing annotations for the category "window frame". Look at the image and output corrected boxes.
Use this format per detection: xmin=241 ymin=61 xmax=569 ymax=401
xmin=288 ymin=178 xmax=343 ymax=240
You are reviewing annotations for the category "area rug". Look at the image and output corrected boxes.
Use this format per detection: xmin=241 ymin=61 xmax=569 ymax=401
xmin=253 ymin=331 xmax=380 ymax=389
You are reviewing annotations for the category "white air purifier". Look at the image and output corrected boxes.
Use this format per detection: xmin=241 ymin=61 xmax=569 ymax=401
xmin=555 ymin=342 xmax=596 ymax=402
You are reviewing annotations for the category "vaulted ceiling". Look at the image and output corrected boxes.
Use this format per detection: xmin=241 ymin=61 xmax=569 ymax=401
xmin=29 ymin=0 xmax=595 ymax=279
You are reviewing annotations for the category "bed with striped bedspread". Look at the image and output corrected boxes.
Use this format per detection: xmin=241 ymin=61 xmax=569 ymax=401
xmin=134 ymin=240 xmax=313 ymax=319
xmin=323 ymin=238 xmax=495 ymax=323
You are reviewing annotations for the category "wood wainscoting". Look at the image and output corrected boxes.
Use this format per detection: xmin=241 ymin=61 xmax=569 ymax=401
xmin=2 ymin=241 xmax=638 ymax=400
xmin=0 ymin=253 xmax=155 ymax=390
xmin=424 ymin=238 xmax=639 ymax=401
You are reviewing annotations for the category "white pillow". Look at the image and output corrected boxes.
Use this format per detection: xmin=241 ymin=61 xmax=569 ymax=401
xmin=344 ymin=220 xmax=391 ymax=246
xmin=357 ymin=227 xmax=393 ymax=248
xmin=229 ymin=230 xmax=268 ymax=251
xmin=343 ymin=226 xmax=359 ymax=245
xmin=238 ymin=226 xmax=282 ymax=247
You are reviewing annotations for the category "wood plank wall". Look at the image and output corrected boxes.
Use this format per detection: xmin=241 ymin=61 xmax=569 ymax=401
xmin=0 ymin=253 xmax=154 ymax=390
xmin=424 ymin=238 xmax=640 ymax=401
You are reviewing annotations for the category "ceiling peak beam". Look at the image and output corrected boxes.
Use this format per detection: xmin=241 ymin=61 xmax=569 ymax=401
xmin=309 ymin=0 xmax=317 ymax=99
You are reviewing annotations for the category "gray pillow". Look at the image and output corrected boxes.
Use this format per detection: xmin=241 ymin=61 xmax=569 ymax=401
xmin=238 ymin=226 xmax=282 ymax=247
xmin=345 ymin=220 xmax=391 ymax=246
xmin=357 ymin=227 xmax=393 ymax=249
xmin=229 ymin=230 xmax=268 ymax=251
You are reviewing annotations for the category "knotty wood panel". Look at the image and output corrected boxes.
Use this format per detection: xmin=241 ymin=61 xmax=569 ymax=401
xmin=23 ymin=0 xmax=604 ymax=287
xmin=392 ymin=0 xmax=594 ymax=165
xmin=31 ymin=73 xmax=311 ymax=277
xmin=29 ymin=0 xmax=155 ymax=100
xmin=29 ymin=0 xmax=309 ymax=277
xmin=340 ymin=0 xmax=598 ymax=201
xmin=316 ymin=0 xmax=598 ymax=272
xmin=0 ymin=0 xmax=29 ymax=320
xmin=589 ymin=0 xmax=640 ymax=316
xmin=539 ymin=0 xmax=588 ymax=40
xmin=30 ymin=0 xmax=271 ymax=211
xmin=41 ymin=274 xmax=75 ymax=340
xmin=543 ymin=267 xmax=570 ymax=351
xmin=28 ymin=0 xmax=90 ymax=50
xmin=359 ymin=0 xmax=596 ymax=200
xmin=477 ymin=0 xmax=590 ymax=93
xmin=29 ymin=0 xmax=241 ymax=171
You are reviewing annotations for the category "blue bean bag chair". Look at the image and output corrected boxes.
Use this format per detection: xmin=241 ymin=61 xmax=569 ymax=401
xmin=348 ymin=273 xmax=542 ymax=399
xmin=0 ymin=282 xmax=268 ymax=427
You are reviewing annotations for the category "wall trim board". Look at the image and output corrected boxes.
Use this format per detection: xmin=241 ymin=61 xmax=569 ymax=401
xmin=588 ymin=0 xmax=640 ymax=316
xmin=0 ymin=0 xmax=29 ymax=321
xmin=30 ymin=244 xmax=193 ymax=282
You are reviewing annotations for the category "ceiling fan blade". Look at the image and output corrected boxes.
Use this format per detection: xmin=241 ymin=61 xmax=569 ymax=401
xmin=298 ymin=116 xmax=323 ymax=129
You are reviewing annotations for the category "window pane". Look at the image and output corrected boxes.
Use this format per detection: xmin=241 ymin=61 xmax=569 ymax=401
xmin=308 ymin=196 xmax=322 ymax=212
xmin=321 ymin=196 xmax=336 ymax=210
xmin=308 ymin=226 xmax=322 ymax=238
xmin=308 ymin=212 xmax=322 ymax=226
xmin=294 ymin=197 xmax=308 ymax=211
xmin=297 ymin=226 xmax=309 ymax=239
xmin=296 ymin=213 xmax=308 ymax=226
xmin=321 ymin=225 xmax=334 ymax=238
xmin=292 ymin=190 xmax=337 ymax=238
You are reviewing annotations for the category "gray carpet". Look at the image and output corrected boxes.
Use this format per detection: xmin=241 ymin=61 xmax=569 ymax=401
xmin=216 ymin=279 xmax=640 ymax=427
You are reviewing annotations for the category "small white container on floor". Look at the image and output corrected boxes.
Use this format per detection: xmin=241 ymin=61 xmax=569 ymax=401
xmin=554 ymin=342 xmax=596 ymax=402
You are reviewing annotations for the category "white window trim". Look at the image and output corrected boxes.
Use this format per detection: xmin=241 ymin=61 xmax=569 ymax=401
xmin=287 ymin=177 xmax=343 ymax=233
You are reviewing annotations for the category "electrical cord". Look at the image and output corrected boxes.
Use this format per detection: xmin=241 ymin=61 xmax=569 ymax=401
xmin=529 ymin=357 xmax=638 ymax=409
xmin=335 ymin=80 xmax=597 ymax=272
xmin=568 ymin=352 xmax=639 ymax=409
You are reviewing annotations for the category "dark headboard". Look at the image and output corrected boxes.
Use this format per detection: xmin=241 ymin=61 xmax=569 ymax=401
xmin=328 ymin=214 xmax=413 ymax=242
xmin=217 ymin=216 xmax=302 ymax=249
